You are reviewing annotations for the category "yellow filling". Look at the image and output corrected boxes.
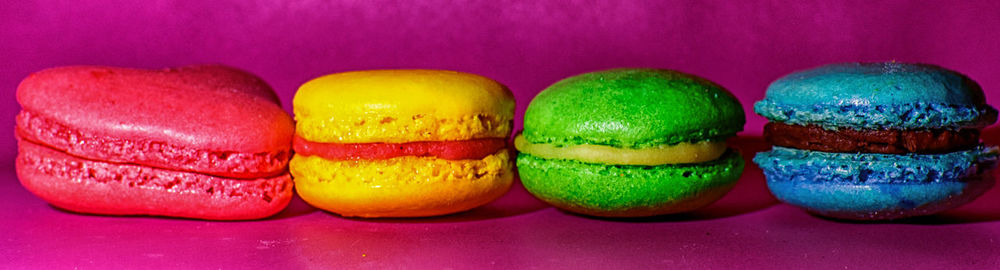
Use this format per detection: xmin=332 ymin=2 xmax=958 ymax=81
xmin=294 ymin=69 xmax=515 ymax=143
xmin=290 ymin=149 xmax=513 ymax=217
xmin=514 ymin=135 xmax=726 ymax=165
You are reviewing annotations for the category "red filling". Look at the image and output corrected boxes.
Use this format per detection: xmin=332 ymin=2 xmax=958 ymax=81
xmin=293 ymin=136 xmax=507 ymax=160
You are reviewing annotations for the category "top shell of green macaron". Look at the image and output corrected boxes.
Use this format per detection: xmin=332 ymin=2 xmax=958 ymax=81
xmin=523 ymin=68 xmax=745 ymax=148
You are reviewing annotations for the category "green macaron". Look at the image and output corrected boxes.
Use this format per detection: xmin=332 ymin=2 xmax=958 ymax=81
xmin=516 ymin=68 xmax=746 ymax=217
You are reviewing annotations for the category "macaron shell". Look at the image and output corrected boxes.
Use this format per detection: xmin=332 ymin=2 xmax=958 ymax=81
xmin=294 ymin=69 xmax=515 ymax=144
xmin=16 ymin=140 xmax=293 ymax=220
xmin=754 ymin=100 xmax=997 ymax=130
xmin=516 ymin=150 xmax=744 ymax=217
xmin=16 ymin=65 xmax=294 ymax=159
xmin=523 ymin=68 xmax=744 ymax=148
xmin=764 ymin=62 xmax=985 ymax=106
xmin=15 ymin=65 xmax=294 ymax=178
xmin=755 ymin=62 xmax=997 ymax=130
xmin=766 ymin=174 xmax=994 ymax=220
xmin=754 ymin=146 xmax=998 ymax=184
xmin=290 ymin=149 xmax=514 ymax=218
xmin=754 ymin=146 xmax=998 ymax=220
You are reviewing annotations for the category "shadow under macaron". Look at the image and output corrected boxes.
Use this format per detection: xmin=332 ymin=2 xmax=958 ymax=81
xmin=42 ymin=196 xmax=319 ymax=222
xmin=269 ymin=195 xmax=320 ymax=220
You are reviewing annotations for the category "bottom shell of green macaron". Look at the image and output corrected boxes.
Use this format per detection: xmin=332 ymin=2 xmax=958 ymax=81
xmin=516 ymin=149 xmax=744 ymax=217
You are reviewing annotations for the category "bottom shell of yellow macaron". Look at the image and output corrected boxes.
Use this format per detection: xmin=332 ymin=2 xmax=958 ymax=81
xmin=290 ymin=149 xmax=514 ymax=218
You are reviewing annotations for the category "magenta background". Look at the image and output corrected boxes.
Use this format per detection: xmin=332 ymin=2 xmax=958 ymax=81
xmin=3 ymin=1 xmax=1000 ymax=269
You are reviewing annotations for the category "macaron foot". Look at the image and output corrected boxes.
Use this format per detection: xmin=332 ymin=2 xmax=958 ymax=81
xmin=291 ymin=149 xmax=515 ymax=218
xmin=766 ymin=173 xmax=995 ymax=220
xmin=16 ymin=140 xmax=293 ymax=220
xmin=517 ymin=149 xmax=744 ymax=218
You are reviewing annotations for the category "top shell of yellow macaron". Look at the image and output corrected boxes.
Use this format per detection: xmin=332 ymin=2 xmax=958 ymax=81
xmin=294 ymin=70 xmax=515 ymax=143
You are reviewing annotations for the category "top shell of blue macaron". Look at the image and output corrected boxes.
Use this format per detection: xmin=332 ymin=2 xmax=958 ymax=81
xmin=755 ymin=62 xmax=997 ymax=129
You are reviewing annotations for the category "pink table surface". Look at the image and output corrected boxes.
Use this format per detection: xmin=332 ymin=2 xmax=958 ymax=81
xmin=3 ymin=1 xmax=1000 ymax=269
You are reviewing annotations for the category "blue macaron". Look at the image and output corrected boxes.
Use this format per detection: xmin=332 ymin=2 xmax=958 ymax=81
xmin=753 ymin=62 xmax=999 ymax=220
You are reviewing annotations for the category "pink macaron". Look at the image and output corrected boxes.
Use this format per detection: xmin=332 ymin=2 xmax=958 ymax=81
xmin=15 ymin=65 xmax=295 ymax=220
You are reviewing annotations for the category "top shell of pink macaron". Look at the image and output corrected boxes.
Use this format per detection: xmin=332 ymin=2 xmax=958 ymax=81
xmin=16 ymin=65 xmax=294 ymax=177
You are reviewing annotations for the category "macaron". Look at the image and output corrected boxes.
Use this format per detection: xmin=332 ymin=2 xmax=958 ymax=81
xmin=753 ymin=62 xmax=999 ymax=220
xmin=515 ymin=68 xmax=746 ymax=217
xmin=290 ymin=69 xmax=516 ymax=218
xmin=15 ymin=65 xmax=295 ymax=220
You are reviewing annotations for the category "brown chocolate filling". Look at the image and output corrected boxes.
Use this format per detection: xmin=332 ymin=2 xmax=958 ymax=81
xmin=764 ymin=122 xmax=980 ymax=154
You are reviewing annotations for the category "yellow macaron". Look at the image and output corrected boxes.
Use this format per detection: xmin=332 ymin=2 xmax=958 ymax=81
xmin=291 ymin=69 xmax=515 ymax=218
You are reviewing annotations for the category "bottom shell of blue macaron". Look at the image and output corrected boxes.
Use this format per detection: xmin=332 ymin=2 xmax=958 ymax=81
xmin=754 ymin=146 xmax=998 ymax=220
